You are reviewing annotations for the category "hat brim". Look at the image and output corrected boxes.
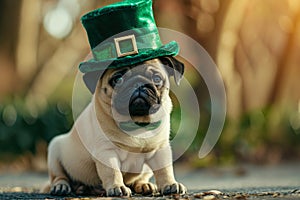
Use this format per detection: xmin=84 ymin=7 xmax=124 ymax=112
xmin=79 ymin=41 xmax=179 ymax=73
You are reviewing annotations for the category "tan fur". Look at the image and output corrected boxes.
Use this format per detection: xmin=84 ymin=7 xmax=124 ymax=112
xmin=45 ymin=59 xmax=186 ymax=196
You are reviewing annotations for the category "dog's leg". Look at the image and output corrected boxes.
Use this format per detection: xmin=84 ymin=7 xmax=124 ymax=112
xmin=47 ymin=136 xmax=72 ymax=195
xmin=147 ymin=145 xmax=187 ymax=195
xmin=153 ymin=165 xmax=186 ymax=195
xmin=95 ymin=159 xmax=132 ymax=197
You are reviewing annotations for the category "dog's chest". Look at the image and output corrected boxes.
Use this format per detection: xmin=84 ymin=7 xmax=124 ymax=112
xmin=117 ymin=149 xmax=155 ymax=173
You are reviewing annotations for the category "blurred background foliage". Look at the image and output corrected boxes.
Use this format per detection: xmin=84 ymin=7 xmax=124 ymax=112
xmin=0 ymin=0 xmax=300 ymax=172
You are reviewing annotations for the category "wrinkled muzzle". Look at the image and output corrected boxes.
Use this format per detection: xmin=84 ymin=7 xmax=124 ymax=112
xmin=113 ymin=77 xmax=161 ymax=117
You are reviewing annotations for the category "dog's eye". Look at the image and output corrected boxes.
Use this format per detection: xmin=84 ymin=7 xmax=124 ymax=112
xmin=110 ymin=74 xmax=124 ymax=87
xmin=152 ymin=74 xmax=163 ymax=85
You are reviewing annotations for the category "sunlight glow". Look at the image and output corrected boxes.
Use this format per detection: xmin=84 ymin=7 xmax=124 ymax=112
xmin=43 ymin=7 xmax=73 ymax=39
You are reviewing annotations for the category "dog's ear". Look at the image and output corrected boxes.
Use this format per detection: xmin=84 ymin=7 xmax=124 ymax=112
xmin=160 ymin=56 xmax=184 ymax=86
xmin=83 ymin=71 xmax=102 ymax=93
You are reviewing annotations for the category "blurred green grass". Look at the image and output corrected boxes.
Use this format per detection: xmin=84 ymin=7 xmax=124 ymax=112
xmin=0 ymin=99 xmax=73 ymax=158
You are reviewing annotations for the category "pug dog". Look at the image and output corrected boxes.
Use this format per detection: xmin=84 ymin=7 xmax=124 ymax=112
xmin=45 ymin=57 xmax=187 ymax=197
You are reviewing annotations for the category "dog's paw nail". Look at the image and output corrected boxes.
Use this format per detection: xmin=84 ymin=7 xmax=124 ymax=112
xmin=163 ymin=185 xmax=172 ymax=195
xmin=178 ymin=182 xmax=187 ymax=194
xmin=50 ymin=182 xmax=72 ymax=196
xmin=110 ymin=188 xmax=121 ymax=196
xmin=121 ymin=186 xmax=131 ymax=196
xmin=162 ymin=182 xmax=187 ymax=195
xmin=107 ymin=185 xmax=131 ymax=197
xmin=171 ymin=183 xmax=179 ymax=193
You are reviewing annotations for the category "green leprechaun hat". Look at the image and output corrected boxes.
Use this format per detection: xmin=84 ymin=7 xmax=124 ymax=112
xmin=79 ymin=0 xmax=180 ymax=75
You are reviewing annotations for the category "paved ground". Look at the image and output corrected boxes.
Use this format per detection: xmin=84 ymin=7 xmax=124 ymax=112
xmin=0 ymin=162 xmax=299 ymax=199
xmin=176 ymin=162 xmax=300 ymax=190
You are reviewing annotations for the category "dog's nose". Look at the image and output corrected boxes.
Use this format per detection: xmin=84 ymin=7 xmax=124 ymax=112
xmin=131 ymin=86 xmax=146 ymax=100
xmin=128 ymin=83 xmax=158 ymax=116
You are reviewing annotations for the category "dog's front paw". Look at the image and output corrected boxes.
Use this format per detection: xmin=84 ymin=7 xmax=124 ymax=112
xmin=50 ymin=180 xmax=72 ymax=195
xmin=160 ymin=182 xmax=187 ymax=195
xmin=133 ymin=182 xmax=157 ymax=195
xmin=107 ymin=185 xmax=132 ymax=197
